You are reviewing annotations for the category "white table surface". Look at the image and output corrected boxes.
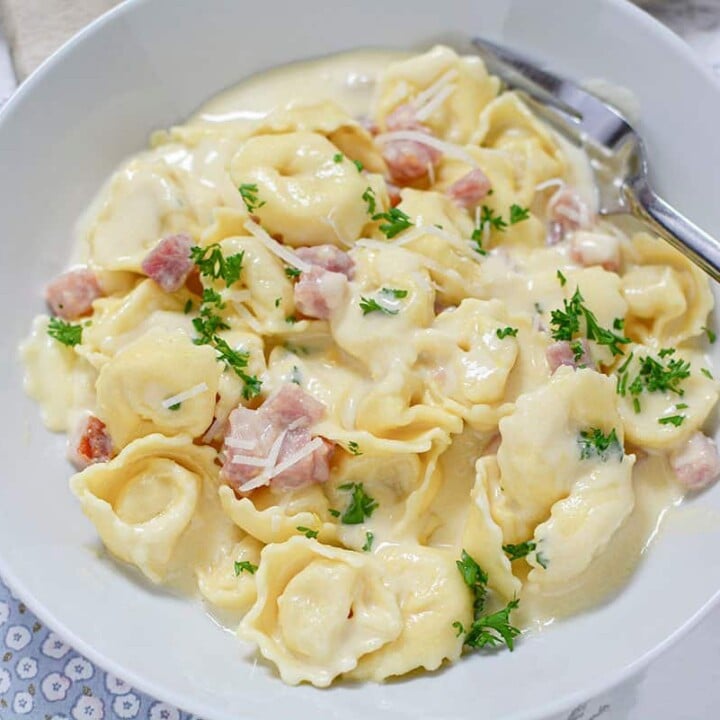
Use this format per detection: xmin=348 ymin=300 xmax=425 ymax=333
xmin=1 ymin=2 xmax=720 ymax=719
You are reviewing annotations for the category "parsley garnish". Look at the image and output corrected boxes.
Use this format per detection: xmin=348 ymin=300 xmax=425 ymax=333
xmin=347 ymin=441 xmax=363 ymax=456
xmin=234 ymin=560 xmax=258 ymax=576
xmin=284 ymin=266 xmax=301 ymax=279
xmin=362 ymin=186 xmax=377 ymax=216
xmin=47 ymin=318 xmax=83 ymax=347
xmin=192 ymin=295 xmax=230 ymax=345
xmin=702 ymin=368 xmax=714 ymax=379
xmin=470 ymin=227 xmax=487 ymax=256
xmin=578 ymin=427 xmax=622 ymax=461
xmin=333 ymin=152 xmax=344 ymax=163
xmin=453 ymin=621 xmax=465 ymax=637
xmin=238 ymin=183 xmax=266 ymax=213
xmin=328 ymin=508 xmax=341 ymax=518
xmin=496 ymin=327 xmax=518 ymax=339
xmin=353 ymin=159 xmax=364 ymax=173
xmin=296 ymin=526 xmax=319 ymax=539
xmin=380 ymin=287 xmax=408 ymax=299
xmin=190 ymin=244 xmax=244 ymax=288
xmin=183 ymin=299 xmax=193 ymax=314
xmin=570 ymin=340 xmax=586 ymax=362
xmin=557 ymin=270 xmax=567 ymax=286
xmin=456 ymin=550 xmax=489 ymax=616
xmin=362 ymin=531 xmax=374 ymax=552
xmin=285 ymin=315 xmax=297 ymax=324
xmin=703 ymin=326 xmax=717 ymax=344
xmin=509 ymin=204 xmax=530 ymax=224
xmin=478 ymin=205 xmax=507 ymax=233
xmin=373 ymin=207 xmax=413 ymax=239
xmin=659 ymin=415 xmax=685 ymax=427
xmin=536 ymin=551 xmax=549 ymax=569
xmin=338 ymin=482 xmax=378 ymax=524
xmin=274 ymin=297 xmax=281 ymax=308
xmin=213 ymin=336 xmax=262 ymax=399
xmin=503 ymin=541 xmax=537 ymax=561
xmin=359 ymin=297 xmax=398 ymax=316
xmin=463 ymin=599 xmax=521 ymax=651
xmin=168 ymin=402 xmax=181 ymax=411
xmin=616 ymin=350 xmax=691 ymax=412
xmin=550 ymin=287 xmax=629 ymax=356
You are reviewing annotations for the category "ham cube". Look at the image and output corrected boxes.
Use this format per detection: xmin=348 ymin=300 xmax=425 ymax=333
xmin=67 ymin=415 xmax=113 ymax=470
xmin=45 ymin=268 xmax=102 ymax=320
xmin=670 ymin=432 xmax=720 ymax=491
xmin=141 ymin=234 xmax=194 ymax=293
xmin=546 ymin=339 xmax=593 ymax=372
xmin=446 ymin=169 xmax=492 ymax=209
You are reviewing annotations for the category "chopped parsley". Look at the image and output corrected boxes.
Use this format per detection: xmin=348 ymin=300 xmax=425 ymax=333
xmin=509 ymin=204 xmax=530 ymax=224
xmin=362 ymin=186 xmax=377 ymax=216
xmin=550 ymin=287 xmax=629 ymax=356
xmin=362 ymin=531 xmax=374 ymax=552
xmin=213 ymin=336 xmax=262 ymax=399
xmin=238 ymin=183 xmax=266 ymax=213
xmin=570 ymin=340 xmax=586 ymax=362
xmin=274 ymin=297 xmax=281 ymax=308
xmin=333 ymin=152 xmax=344 ymax=163
xmin=616 ymin=349 xmax=691 ymax=412
xmin=578 ymin=427 xmax=622 ymax=462
xmin=702 ymin=368 xmax=714 ymax=379
xmin=290 ymin=366 xmax=302 ymax=385
xmin=478 ymin=205 xmax=508 ymax=233
xmin=328 ymin=508 xmax=341 ymax=518
xmin=535 ymin=551 xmax=549 ymax=569
xmin=285 ymin=315 xmax=298 ymax=324
xmin=353 ymin=159 xmax=364 ymax=172
xmin=556 ymin=270 xmax=567 ymax=286
xmin=190 ymin=244 xmax=244 ymax=288
xmin=703 ymin=326 xmax=717 ymax=343
xmin=359 ymin=296 xmax=398 ymax=316
xmin=503 ymin=541 xmax=537 ymax=561
xmin=338 ymin=482 xmax=378 ymax=524
xmin=454 ymin=549 xmax=521 ymax=652
xmin=192 ymin=293 xmax=230 ymax=345
xmin=676 ymin=403 xmax=689 ymax=410
xmin=284 ymin=266 xmax=301 ymax=279
xmin=234 ymin=560 xmax=258 ymax=576
xmin=296 ymin=526 xmax=319 ymax=539
xmin=496 ymin=326 xmax=519 ymax=339
xmin=347 ymin=441 xmax=363 ymax=456
xmin=470 ymin=227 xmax=487 ymax=256
xmin=659 ymin=415 xmax=685 ymax=427
xmin=47 ymin=318 xmax=83 ymax=347
xmin=380 ymin=287 xmax=408 ymax=299
xmin=183 ymin=299 xmax=193 ymax=314
xmin=373 ymin=207 xmax=414 ymax=239
xmin=168 ymin=402 xmax=181 ymax=411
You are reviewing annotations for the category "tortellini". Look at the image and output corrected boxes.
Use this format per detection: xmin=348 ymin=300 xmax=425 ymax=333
xmin=22 ymin=45 xmax=720 ymax=690
xmin=240 ymin=538 xmax=403 ymax=686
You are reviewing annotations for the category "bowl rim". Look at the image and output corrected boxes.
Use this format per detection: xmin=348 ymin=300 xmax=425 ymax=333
xmin=1 ymin=0 xmax=720 ymax=718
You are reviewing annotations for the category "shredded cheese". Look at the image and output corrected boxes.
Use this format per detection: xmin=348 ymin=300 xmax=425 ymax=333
xmin=237 ymin=429 xmax=288 ymax=492
xmin=201 ymin=416 xmax=226 ymax=444
xmin=374 ymin=131 xmax=478 ymax=167
xmin=244 ymin=220 xmax=312 ymax=272
xmin=268 ymin=437 xmax=324 ymax=479
xmin=411 ymin=69 xmax=458 ymax=113
xmin=414 ymin=83 xmax=455 ymax=123
xmin=391 ymin=224 xmax=463 ymax=249
xmin=535 ymin=178 xmax=565 ymax=192
xmin=225 ymin=437 xmax=257 ymax=450
xmin=161 ymin=382 xmax=208 ymax=409
xmin=230 ymin=455 xmax=271 ymax=467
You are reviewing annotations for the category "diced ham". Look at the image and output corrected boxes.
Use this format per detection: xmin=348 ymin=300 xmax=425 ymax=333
xmin=45 ymin=268 xmax=102 ymax=320
xmin=670 ymin=432 xmax=720 ymax=491
xmin=295 ymin=245 xmax=355 ymax=279
xmin=570 ymin=231 xmax=621 ymax=272
xmin=547 ymin=221 xmax=565 ymax=246
xmin=446 ymin=169 xmax=492 ymax=209
xmin=221 ymin=384 xmax=332 ymax=493
xmin=294 ymin=267 xmax=348 ymax=320
xmin=546 ymin=339 xmax=593 ymax=372
xmin=548 ymin=187 xmax=592 ymax=233
xmin=386 ymin=181 xmax=402 ymax=207
xmin=67 ymin=415 xmax=113 ymax=470
xmin=141 ymin=234 xmax=194 ymax=293
xmin=383 ymin=138 xmax=442 ymax=185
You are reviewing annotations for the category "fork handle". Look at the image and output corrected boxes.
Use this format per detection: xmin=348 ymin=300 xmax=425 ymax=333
xmin=626 ymin=177 xmax=720 ymax=283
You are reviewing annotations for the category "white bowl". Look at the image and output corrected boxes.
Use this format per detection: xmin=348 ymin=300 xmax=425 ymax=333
xmin=2 ymin=1 xmax=720 ymax=718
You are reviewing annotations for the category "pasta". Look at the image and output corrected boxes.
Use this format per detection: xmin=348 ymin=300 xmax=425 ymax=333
xmin=21 ymin=45 xmax=720 ymax=688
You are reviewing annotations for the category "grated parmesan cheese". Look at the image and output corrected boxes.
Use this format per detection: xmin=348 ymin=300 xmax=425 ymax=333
xmin=374 ymin=130 xmax=478 ymax=167
xmin=414 ymin=83 xmax=455 ymax=123
xmin=268 ymin=437 xmax=324 ymax=479
xmin=411 ymin=69 xmax=458 ymax=113
xmin=161 ymin=382 xmax=209 ymax=410
xmin=244 ymin=220 xmax=312 ymax=273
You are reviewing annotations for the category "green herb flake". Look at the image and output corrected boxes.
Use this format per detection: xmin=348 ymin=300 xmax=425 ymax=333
xmin=338 ymin=482 xmax=378 ymax=524
xmin=503 ymin=541 xmax=537 ymax=561
xmin=168 ymin=402 xmax=181 ymax=411
xmin=659 ymin=415 xmax=685 ymax=427
xmin=703 ymin=326 xmax=717 ymax=344
xmin=347 ymin=441 xmax=363 ymax=456
xmin=359 ymin=296 xmax=398 ymax=316
xmin=183 ymin=299 xmax=193 ymax=314
xmin=285 ymin=266 xmax=301 ymax=279
xmin=578 ymin=427 xmax=623 ymax=462
xmin=380 ymin=287 xmax=408 ymax=299
xmin=702 ymin=368 xmax=714 ymax=379
xmin=453 ymin=621 xmax=465 ymax=637
xmin=234 ymin=560 xmax=258 ymax=576
xmin=274 ymin=297 xmax=281 ymax=308
xmin=328 ymin=508 xmax=341 ymax=518
xmin=456 ymin=549 xmax=489 ymax=616
xmin=362 ymin=186 xmax=377 ymax=216
xmin=353 ymin=159 xmax=364 ymax=173
xmin=362 ymin=531 xmax=374 ymax=552
xmin=496 ymin=326 xmax=519 ymax=339
xmin=509 ymin=204 xmax=530 ymax=224
xmin=238 ymin=183 xmax=266 ymax=213
xmin=190 ymin=244 xmax=244 ymax=288
xmin=373 ymin=207 xmax=413 ymax=239
xmin=471 ymin=227 xmax=488 ymax=256
xmin=333 ymin=152 xmax=344 ymax=163
xmin=556 ymin=270 xmax=567 ymax=287
xmin=296 ymin=526 xmax=319 ymax=539
xmin=463 ymin=599 xmax=521 ymax=651
xmin=47 ymin=318 xmax=83 ymax=347
xmin=212 ymin=336 xmax=262 ymax=399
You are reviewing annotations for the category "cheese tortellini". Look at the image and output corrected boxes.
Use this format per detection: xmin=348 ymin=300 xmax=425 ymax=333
xmin=22 ymin=45 xmax=720 ymax=689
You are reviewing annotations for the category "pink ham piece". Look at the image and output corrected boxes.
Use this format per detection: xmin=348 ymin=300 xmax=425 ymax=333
xmin=546 ymin=339 xmax=593 ymax=372
xmin=295 ymin=245 xmax=355 ymax=279
xmin=570 ymin=231 xmax=621 ymax=272
xmin=381 ymin=103 xmax=442 ymax=185
xmin=45 ymin=268 xmax=102 ymax=320
xmin=548 ymin=187 xmax=592 ymax=236
xmin=670 ymin=432 xmax=720 ymax=491
xmin=141 ymin=234 xmax=194 ymax=293
xmin=221 ymin=384 xmax=334 ymax=493
xmin=67 ymin=415 xmax=113 ymax=470
xmin=293 ymin=245 xmax=354 ymax=320
xmin=446 ymin=169 xmax=492 ymax=209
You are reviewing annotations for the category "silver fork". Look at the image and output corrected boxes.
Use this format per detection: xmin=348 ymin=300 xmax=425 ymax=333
xmin=472 ymin=37 xmax=720 ymax=283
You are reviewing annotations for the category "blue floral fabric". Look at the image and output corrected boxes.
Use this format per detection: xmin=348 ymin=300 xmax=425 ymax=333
xmin=0 ymin=578 xmax=200 ymax=720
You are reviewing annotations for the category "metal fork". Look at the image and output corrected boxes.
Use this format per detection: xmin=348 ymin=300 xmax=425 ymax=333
xmin=472 ymin=37 xmax=720 ymax=283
